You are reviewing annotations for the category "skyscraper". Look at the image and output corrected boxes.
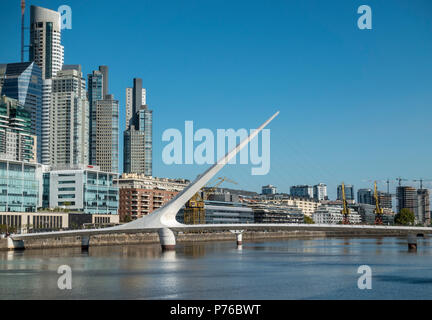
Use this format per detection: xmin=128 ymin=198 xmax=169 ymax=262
xmin=29 ymin=5 xmax=65 ymax=164
xmin=29 ymin=5 xmax=64 ymax=80
xmin=124 ymin=78 xmax=152 ymax=176
xmin=0 ymin=95 xmax=37 ymax=162
xmin=357 ymin=188 xmax=373 ymax=205
xmin=396 ymin=186 xmax=417 ymax=214
xmin=88 ymin=68 xmax=104 ymax=165
xmin=49 ymin=65 xmax=88 ymax=166
xmin=337 ymin=184 xmax=355 ymax=202
xmin=0 ymin=62 xmax=42 ymax=161
xmin=313 ymin=183 xmax=327 ymax=201
xmin=416 ymin=189 xmax=430 ymax=225
xmin=125 ymin=85 xmax=146 ymax=128
xmin=88 ymin=66 xmax=119 ymax=173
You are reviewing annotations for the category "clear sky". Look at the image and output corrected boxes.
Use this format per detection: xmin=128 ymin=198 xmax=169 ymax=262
xmin=1 ymin=0 xmax=431 ymax=199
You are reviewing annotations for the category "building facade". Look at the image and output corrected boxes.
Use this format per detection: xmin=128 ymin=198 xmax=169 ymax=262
xmin=43 ymin=164 xmax=118 ymax=215
xmin=125 ymin=86 xmax=146 ymax=128
xmin=116 ymin=173 xmax=189 ymax=221
xmin=123 ymin=78 xmax=152 ymax=175
xmin=262 ymin=184 xmax=276 ymax=195
xmin=0 ymin=158 xmax=42 ymax=213
xmin=337 ymin=184 xmax=355 ymax=202
xmin=313 ymin=183 xmax=327 ymax=201
xmin=0 ymin=62 xmax=42 ymax=162
xmin=0 ymin=96 xmax=37 ymax=163
xmin=29 ymin=5 xmax=64 ymax=80
xmin=290 ymin=185 xmax=313 ymax=198
xmin=49 ymin=66 xmax=89 ymax=166
xmin=416 ymin=189 xmax=430 ymax=225
xmin=312 ymin=204 xmax=361 ymax=224
xmin=396 ymin=186 xmax=417 ymax=215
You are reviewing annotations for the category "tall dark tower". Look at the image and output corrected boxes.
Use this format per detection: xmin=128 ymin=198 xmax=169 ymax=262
xmin=21 ymin=0 xmax=25 ymax=62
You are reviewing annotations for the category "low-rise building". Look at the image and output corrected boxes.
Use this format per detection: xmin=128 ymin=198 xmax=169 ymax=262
xmin=115 ymin=173 xmax=189 ymax=221
xmin=0 ymin=158 xmax=42 ymax=212
xmin=258 ymin=194 xmax=321 ymax=217
xmin=312 ymin=204 xmax=362 ymax=224
xmin=42 ymin=164 xmax=119 ymax=215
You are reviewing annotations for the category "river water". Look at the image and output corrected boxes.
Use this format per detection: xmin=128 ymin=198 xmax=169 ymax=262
xmin=0 ymin=237 xmax=431 ymax=299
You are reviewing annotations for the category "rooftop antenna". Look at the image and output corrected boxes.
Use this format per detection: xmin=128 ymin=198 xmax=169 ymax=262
xmin=21 ymin=0 xmax=25 ymax=62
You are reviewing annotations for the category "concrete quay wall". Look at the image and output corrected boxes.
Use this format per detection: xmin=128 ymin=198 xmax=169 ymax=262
xmin=0 ymin=228 xmax=417 ymax=251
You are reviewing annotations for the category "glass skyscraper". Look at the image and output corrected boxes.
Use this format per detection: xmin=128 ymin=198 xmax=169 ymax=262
xmin=0 ymin=62 xmax=42 ymax=162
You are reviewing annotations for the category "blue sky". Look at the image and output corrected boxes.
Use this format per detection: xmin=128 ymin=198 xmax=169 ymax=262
xmin=1 ymin=0 xmax=431 ymax=199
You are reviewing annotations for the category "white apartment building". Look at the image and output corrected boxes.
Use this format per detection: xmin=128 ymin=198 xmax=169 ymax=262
xmin=49 ymin=66 xmax=89 ymax=166
xmin=313 ymin=183 xmax=327 ymax=201
xmin=313 ymin=205 xmax=362 ymax=224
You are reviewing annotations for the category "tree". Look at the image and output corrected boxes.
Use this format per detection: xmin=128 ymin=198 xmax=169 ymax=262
xmin=394 ymin=208 xmax=415 ymax=226
xmin=304 ymin=216 xmax=315 ymax=224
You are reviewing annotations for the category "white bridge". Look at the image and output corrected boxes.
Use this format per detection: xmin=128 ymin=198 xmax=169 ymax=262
xmin=9 ymin=111 xmax=432 ymax=250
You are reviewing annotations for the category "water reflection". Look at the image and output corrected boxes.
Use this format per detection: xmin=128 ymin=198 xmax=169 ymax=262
xmin=1 ymin=237 xmax=432 ymax=299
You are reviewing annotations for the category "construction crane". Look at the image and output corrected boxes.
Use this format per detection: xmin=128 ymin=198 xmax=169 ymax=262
xmin=373 ymin=181 xmax=384 ymax=225
xmin=341 ymin=182 xmax=350 ymax=225
xmin=412 ymin=179 xmax=432 ymax=190
xmin=184 ymin=177 xmax=237 ymax=224
xmin=396 ymin=177 xmax=408 ymax=187
xmin=203 ymin=177 xmax=238 ymax=200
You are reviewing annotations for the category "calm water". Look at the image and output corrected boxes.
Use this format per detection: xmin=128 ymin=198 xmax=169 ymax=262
xmin=1 ymin=237 xmax=431 ymax=299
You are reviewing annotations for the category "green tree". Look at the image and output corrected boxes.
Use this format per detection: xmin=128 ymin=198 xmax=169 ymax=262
xmin=304 ymin=216 xmax=315 ymax=224
xmin=394 ymin=208 xmax=415 ymax=226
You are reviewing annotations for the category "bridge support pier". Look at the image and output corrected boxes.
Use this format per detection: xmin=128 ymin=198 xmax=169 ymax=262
xmin=407 ymin=234 xmax=417 ymax=252
xmin=230 ymin=230 xmax=244 ymax=248
xmin=81 ymin=236 xmax=90 ymax=251
xmin=158 ymin=228 xmax=176 ymax=251
xmin=7 ymin=238 xmax=25 ymax=251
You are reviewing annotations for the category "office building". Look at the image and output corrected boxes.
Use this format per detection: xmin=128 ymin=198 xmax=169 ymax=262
xmin=262 ymin=184 xmax=277 ymax=195
xmin=337 ymin=184 xmax=355 ymax=202
xmin=396 ymin=186 xmax=417 ymax=214
xmin=0 ymin=95 xmax=37 ymax=162
xmin=49 ymin=65 xmax=89 ymax=166
xmin=357 ymin=188 xmax=373 ymax=205
xmin=125 ymin=86 xmax=146 ymax=128
xmin=43 ymin=164 xmax=118 ymax=215
xmin=88 ymin=66 xmax=119 ymax=172
xmin=0 ymin=62 xmax=42 ymax=162
xmin=41 ymin=79 xmax=51 ymax=164
xmin=377 ymin=191 xmax=392 ymax=209
xmin=313 ymin=183 xmax=327 ymax=201
xmin=29 ymin=5 xmax=64 ymax=80
xmin=416 ymin=189 xmax=430 ymax=225
xmin=290 ymin=185 xmax=313 ymax=198
xmin=123 ymin=78 xmax=152 ymax=175
xmin=0 ymin=158 xmax=42 ymax=212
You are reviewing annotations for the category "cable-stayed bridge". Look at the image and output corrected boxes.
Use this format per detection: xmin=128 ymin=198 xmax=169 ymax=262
xmin=9 ymin=111 xmax=432 ymax=250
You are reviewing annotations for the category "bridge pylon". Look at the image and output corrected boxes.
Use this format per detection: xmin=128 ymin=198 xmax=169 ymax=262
xmin=158 ymin=228 xmax=176 ymax=251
